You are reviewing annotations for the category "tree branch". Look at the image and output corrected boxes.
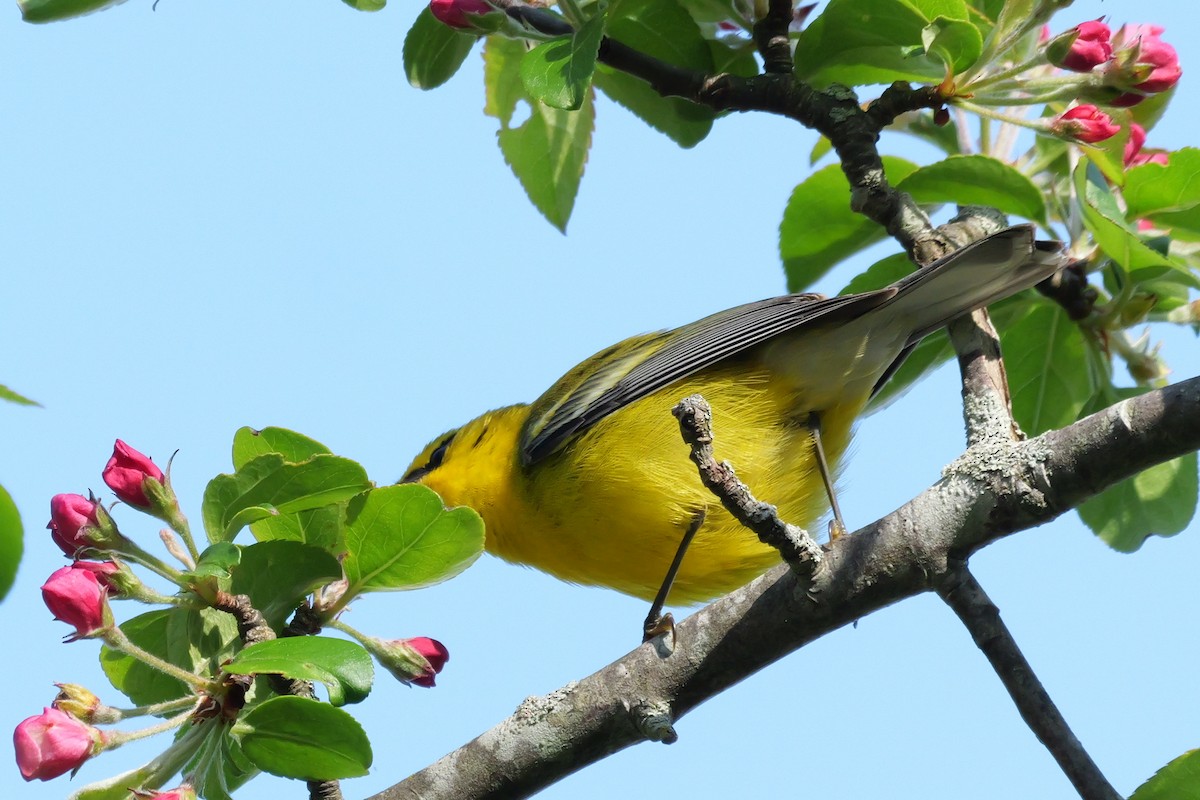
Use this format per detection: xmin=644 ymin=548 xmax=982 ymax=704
xmin=371 ymin=376 xmax=1200 ymax=800
xmin=935 ymin=562 xmax=1122 ymax=800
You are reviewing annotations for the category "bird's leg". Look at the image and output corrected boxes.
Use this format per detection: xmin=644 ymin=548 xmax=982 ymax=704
xmin=642 ymin=508 xmax=707 ymax=644
xmin=808 ymin=411 xmax=848 ymax=541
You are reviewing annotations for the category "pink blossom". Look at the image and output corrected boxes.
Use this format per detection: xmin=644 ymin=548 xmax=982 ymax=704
xmin=13 ymin=707 xmax=100 ymax=781
xmin=102 ymin=440 xmax=164 ymax=508
xmin=47 ymin=494 xmax=101 ymax=556
xmin=1108 ymin=24 xmax=1182 ymax=105
xmin=404 ymin=637 xmax=449 ymax=687
xmin=1049 ymin=20 xmax=1112 ymax=72
xmin=41 ymin=565 xmax=110 ymax=639
xmin=1124 ymin=123 xmax=1170 ymax=168
xmin=429 ymin=0 xmax=491 ymax=29
xmin=1052 ymin=105 xmax=1120 ymax=144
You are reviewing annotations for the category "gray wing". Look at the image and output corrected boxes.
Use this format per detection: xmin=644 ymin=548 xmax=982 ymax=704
xmin=520 ymin=287 xmax=897 ymax=465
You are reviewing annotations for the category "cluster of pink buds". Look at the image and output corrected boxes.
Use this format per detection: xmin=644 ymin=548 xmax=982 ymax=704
xmin=1045 ymin=21 xmax=1181 ymax=147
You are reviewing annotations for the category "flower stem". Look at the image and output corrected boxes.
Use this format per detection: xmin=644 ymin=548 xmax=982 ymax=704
xmin=102 ymin=627 xmax=217 ymax=693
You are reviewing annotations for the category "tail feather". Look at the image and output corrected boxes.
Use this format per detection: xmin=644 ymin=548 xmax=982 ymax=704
xmin=886 ymin=225 xmax=1069 ymax=344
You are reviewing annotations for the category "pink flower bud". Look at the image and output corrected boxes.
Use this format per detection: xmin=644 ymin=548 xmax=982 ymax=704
xmin=103 ymin=440 xmax=165 ymax=508
xmin=404 ymin=637 xmax=449 ymax=687
xmin=71 ymin=561 xmax=122 ymax=596
xmin=429 ymin=0 xmax=491 ymax=29
xmin=1107 ymin=24 xmax=1182 ymax=105
xmin=364 ymin=635 xmax=450 ymax=687
xmin=47 ymin=494 xmax=102 ymax=557
xmin=41 ymin=565 xmax=111 ymax=640
xmin=13 ymin=707 xmax=102 ymax=781
xmin=1048 ymin=20 xmax=1113 ymax=72
xmin=1052 ymin=104 xmax=1119 ymax=144
xmin=1123 ymin=123 xmax=1171 ymax=168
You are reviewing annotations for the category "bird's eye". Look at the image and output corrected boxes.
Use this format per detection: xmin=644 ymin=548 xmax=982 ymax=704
xmin=401 ymin=433 xmax=456 ymax=483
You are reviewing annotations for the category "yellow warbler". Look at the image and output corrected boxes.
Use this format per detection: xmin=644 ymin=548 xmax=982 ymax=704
xmin=403 ymin=226 xmax=1065 ymax=604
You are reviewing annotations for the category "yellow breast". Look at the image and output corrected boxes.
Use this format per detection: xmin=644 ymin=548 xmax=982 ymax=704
xmin=419 ymin=359 xmax=866 ymax=604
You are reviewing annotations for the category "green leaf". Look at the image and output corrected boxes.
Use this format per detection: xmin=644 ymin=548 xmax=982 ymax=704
xmin=486 ymin=36 xmax=595 ymax=231
xmin=897 ymin=154 xmax=1046 ymax=224
xmin=0 ymin=484 xmax=22 ymax=602
xmin=921 ymin=16 xmax=983 ymax=74
xmin=1074 ymin=159 xmax=1196 ymax=286
xmin=1079 ymin=448 xmax=1198 ymax=552
xmin=251 ymin=505 xmax=347 ymax=552
xmin=402 ymin=9 xmax=476 ymax=89
xmin=202 ymin=453 xmax=371 ymax=543
xmin=1125 ymin=148 xmax=1200 ymax=230
xmin=521 ymin=12 xmax=606 ymax=111
xmin=232 ymin=426 xmax=331 ymax=470
xmin=190 ymin=542 xmax=243 ymax=581
xmin=794 ymin=0 xmax=971 ymax=87
xmin=1001 ymin=301 xmax=1093 ymax=436
xmin=100 ymin=608 xmax=240 ymax=706
xmin=1130 ymin=749 xmax=1200 ymax=800
xmin=593 ymin=0 xmax=716 ymax=147
xmin=594 ymin=68 xmax=712 ymax=148
xmin=779 ymin=156 xmax=919 ymax=291
xmin=234 ymin=696 xmax=372 ymax=780
xmin=230 ymin=540 xmax=343 ymax=630
xmin=0 ymin=383 xmax=39 ymax=406
xmin=18 ymin=0 xmax=125 ymax=23
xmin=224 ymin=637 xmax=373 ymax=706
xmin=185 ymin=728 xmax=259 ymax=800
xmin=342 ymin=484 xmax=484 ymax=596
xmin=342 ymin=0 xmax=386 ymax=9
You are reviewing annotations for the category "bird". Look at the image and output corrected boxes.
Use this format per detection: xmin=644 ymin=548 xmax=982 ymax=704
xmin=402 ymin=225 xmax=1066 ymax=611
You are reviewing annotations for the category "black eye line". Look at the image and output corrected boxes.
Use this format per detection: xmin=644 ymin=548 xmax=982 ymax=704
xmin=401 ymin=432 xmax=456 ymax=484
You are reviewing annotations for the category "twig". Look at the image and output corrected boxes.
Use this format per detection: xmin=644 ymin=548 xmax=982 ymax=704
xmin=935 ymin=563 xmax=1122 ymax=800
xmin=672 ymin=394 xmax=823 ymax=570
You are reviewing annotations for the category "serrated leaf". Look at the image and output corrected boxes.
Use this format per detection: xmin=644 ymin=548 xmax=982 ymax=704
xmin=202 ymin=453 xmax=371 ymax=543
xmin=594 ymin=67 xmax=712 ymax=148
xmin=1074 ymin=159 xmax=1196 ymax=286
xmin=19 ymin=0 xmax=126 ymax=23
xmin=780 ymin=156 xmax=919 ymax=291
xmin=795 ymin=0 xmax=972 ymax=87
xmin=594 ymin=0 xmax=715 ymax=146
xmin=234 ymin=696 xmax=372 ymax=780
xmin=225 ymin=637 xmax=373 ymax=706
xmin=521 ymin=12 xmax=606 ymax=111
xmin=0 ymin=484 xmax=22 ymax=602
xmin=486 ymin=35 xmax=594 ymax=231
xmin=232 ymin=426 xmax=331 ymax=470
xmin=1130 ymin=749 xmax=1200 ymax=800
xmin=0 ymin=383 xmax=39 ymax=406
xmin=1079 ymin=449 xmax=1197 ymax=552
xmin=342 ymin=484 xmax=484 ymax=596
xmin=921 ymin=16 xmax=983 ymax=74
xmin=403 ymin=9 xmax=477 ymax=89
xmin=230 ymin=540 xmax=343 ymax=629
xmin=186 ymin=728 xmax=258 ymax=800
xmin=100 ymin=608 xmax=240 ymax=706
xmin=897 ymin=154 xmax=1046 ymax=223
xmin=1001 ymin=301 xmax=1093 ymax=435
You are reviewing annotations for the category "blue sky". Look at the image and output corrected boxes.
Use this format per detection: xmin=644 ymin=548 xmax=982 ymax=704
xmin=2 ymin=1 xmax=1199 ymax=799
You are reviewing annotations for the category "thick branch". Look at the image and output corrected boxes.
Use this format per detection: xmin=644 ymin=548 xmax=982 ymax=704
xmin=372 ymin=377 xmax=1200 ymax=800
xmin=935 ymin=563 xmax=1121 ymax=800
